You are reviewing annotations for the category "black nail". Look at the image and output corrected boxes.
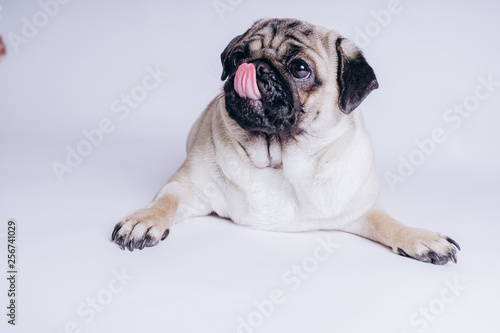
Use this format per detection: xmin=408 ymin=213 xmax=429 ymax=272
xmin=397 ymin=248 xmax=410 ymax=257
xmin=111 ymin=224 xmax=122 ymax=241
xmin=128 ymin=239 xmax=134 ymax=252
xmin=449 ymin=251 xmax=457 ymax=264
xmin=118 ymin=237 xmax=125 ymax=250
xmin=428 ymin=252 xmax=440 ymax=264
xmin=161 ymin=229 xmax=170 ymax=241
xmin=139 ymin=237 xmax=148 ymax=250
xmin=447 ymin=237 xmax=461 ymax=251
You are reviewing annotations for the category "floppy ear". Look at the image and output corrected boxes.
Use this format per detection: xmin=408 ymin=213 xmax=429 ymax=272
xmin=220 ymin=34 xmax=243 ymax=81
xmin=335 ymin=38 xmax=378 ymax=114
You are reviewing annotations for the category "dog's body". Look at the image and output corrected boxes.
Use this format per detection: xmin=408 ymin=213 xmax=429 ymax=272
xmin=112 ymin=18 xmax=459 ymax=264
xmin=184 ymin=98 xmax=379 ymax=232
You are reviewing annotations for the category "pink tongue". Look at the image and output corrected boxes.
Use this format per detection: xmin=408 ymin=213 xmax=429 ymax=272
xmin=234 ymin=63 xmax=262 ymax=100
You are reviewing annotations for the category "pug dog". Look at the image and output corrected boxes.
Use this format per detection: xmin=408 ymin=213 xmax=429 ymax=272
xmin=111 ymin=18 xmax=460 ymax=265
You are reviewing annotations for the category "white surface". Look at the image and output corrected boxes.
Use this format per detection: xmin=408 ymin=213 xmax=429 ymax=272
xmin=1 ymin=1 xmax=499 ymax=332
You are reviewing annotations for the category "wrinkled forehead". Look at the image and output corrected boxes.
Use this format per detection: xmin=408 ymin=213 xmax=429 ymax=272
xmin=239 ymin=19 xmax=332 ymax=61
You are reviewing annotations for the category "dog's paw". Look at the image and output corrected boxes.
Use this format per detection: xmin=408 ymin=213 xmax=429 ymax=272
xmin=393 ymin=227 xmax=460 ymax=265
xmin=111 ymin=209 xmax=170 ymax=251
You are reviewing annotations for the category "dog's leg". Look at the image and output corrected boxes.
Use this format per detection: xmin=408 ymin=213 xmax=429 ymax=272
xmin=111 ymin=169 xmax=211 ymax=251
xmin=345 ymin=205 xmax=460 ymax=265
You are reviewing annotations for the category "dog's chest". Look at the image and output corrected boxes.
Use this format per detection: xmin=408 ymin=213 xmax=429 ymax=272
xmin=217 ymin=149 xmax=344 ymax=230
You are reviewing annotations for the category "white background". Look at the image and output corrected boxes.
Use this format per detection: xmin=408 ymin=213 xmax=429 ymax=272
xmin=1 ymin=0 xmax=499 ymax=332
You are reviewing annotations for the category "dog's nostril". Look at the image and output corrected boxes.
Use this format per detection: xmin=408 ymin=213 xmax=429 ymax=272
xmin=256 ymin=62 xmax=271 ymax=76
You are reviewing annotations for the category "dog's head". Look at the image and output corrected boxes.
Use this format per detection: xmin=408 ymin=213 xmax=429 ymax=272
xmin=221 ymin=18 xmax=378 ymax=139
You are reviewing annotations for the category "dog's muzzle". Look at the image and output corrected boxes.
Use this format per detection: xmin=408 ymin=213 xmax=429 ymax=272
xmin=226 ymin=60 xmax=298 ymax=136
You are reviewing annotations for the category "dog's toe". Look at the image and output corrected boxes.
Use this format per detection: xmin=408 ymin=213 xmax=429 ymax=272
xmin=414 ymin=249 xmax=456 ymax=265
xmin=394 ymin=228 xmax=460 ymax=265
xmin=111 ymin=209 xmax=169 ymax=251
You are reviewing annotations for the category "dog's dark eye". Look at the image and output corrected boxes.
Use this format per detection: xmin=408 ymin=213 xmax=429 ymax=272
xmin=289 ymin=59 xmax=310 ymax=79
xmin=232 ymin=52 xmax=245 ymax=68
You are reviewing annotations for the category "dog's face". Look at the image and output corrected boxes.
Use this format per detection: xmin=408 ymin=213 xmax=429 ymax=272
xmin=221 ymin=18 xmax=378 ymax=139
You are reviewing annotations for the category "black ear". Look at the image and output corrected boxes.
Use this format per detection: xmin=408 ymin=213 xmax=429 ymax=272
xmin=335 ymin=38 xmax=378 ymax=114
xmin=220 ymin=34 xmax=243 ymax=81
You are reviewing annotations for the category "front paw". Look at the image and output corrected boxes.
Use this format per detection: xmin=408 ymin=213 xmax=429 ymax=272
xmin=111 ymin=209 xmax=170 ymax=251
xmin=394 ymin=228 xmax=460 ymax=265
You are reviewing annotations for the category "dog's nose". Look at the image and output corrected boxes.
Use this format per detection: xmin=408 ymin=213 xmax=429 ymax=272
xmin=255 ymin=61 xmax=271 ymax=77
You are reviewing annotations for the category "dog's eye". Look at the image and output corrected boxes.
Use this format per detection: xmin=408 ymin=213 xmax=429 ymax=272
xmin=232 ymin=52 xmax=245 ymax=68
xmin=289 ymin=59 xmax=310 ymax=79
